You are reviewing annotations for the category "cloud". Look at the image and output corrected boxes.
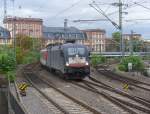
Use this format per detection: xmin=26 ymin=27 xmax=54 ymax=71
xmin=0 ymin=0 xmax=150 ymax=39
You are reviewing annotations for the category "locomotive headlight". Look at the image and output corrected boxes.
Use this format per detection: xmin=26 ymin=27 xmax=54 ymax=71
xmin=66 ymin=62 xmax=69 ymax=66
xmin=85 ymin=62 xmax=89 ymax=66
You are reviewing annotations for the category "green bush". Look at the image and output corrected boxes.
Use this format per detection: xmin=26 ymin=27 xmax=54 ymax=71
xmin=118 ymin=56 xmax=144 ymax=72
xmin=6 ymin=71 xmax=16 ymax=82
xmin=22 ymin=50 xmax=40 ymax=64
xmin=0 ymin=47 xmax=16 ymax=82
xmin=0 ymin=50 xmax=16 ymax=73
xmin=91 ymin=54 xmax=106 ymax=67
xmin=118 ymin=64 xmax=126 ymax=71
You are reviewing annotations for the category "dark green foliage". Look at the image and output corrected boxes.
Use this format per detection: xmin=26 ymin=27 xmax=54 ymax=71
xmin=118 ymin=56 xmax=144 ymax=72
xmin=112 ymin=32 xmax=121 ymax=43
xmin=132 ymin=40 xmax=144 ymax=52
xmin=0 ymin=48 xmax=15 ymax=73
xmin=91 ymin=54 xmax=106 ymax=67
xmin=6 ymin=71 xmax=16 ymax=82
xmin=0 ymin=47 xmax=16 ymax=82
xmin=112 ymin=32 xmax=121 ymax=51
xmin=118 ymin=64 xmax=126 ymax=71
xmin=22 ymin=50 xmax=40 ymax=64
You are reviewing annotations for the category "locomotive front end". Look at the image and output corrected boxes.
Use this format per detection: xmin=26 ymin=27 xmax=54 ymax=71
xmin=64 ymin=45 xmax=90 ymax=79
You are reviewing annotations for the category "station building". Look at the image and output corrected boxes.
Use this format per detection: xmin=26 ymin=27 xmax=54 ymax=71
xmin=43 ymin=26 xmax=86 ymax=46
xmin=43 ymin=27 xmax=106 ymax=52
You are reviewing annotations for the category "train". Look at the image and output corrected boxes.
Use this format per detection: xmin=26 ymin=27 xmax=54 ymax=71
xmin=40 ymin=43 xmax=90 ymax=79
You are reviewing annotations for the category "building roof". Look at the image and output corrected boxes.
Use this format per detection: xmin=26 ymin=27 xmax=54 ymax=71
xmin=82 ymin=29 xmax=106 ymax=33
xmin=43 ymin=26 xmax=83 ymax=33
xmin=43 ymin=26 xmax=86 ymax=40
xmin=3 ymin=17 xmax=43 ymax=23
xmin=0 ymin=26 xmax=10 ymax=39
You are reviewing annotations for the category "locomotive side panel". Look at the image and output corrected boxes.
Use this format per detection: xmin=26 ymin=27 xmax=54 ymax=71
xmin=47 ymin=46 xmax=65 ymax=73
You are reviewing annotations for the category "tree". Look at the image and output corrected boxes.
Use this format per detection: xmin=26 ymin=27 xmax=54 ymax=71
xmin=16 ymin=34 xmax=33 ymax=51
xmin=132 ymin=40 xmax=144 ymax=52
xmin=112 ymin=32 xmax=121 ymax=43
xmin=112 ymin=32 xmax=121 ymax=51
xmin=15 ymin=34 xmax=41 ymax=64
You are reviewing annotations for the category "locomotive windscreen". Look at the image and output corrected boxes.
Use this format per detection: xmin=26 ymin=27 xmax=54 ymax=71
xmin=68 ymin=47 xmax=85 ymax=56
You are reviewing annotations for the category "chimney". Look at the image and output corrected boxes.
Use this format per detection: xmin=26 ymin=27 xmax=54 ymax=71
xmin=64 ymin=19 xmax=68 ymax=29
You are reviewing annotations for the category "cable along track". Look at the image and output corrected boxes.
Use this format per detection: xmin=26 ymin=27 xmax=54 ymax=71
xmin=23 ymin=68 xmax=101 ymax=114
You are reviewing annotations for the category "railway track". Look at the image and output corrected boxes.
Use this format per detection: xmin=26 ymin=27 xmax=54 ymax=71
xmin=23 ymin=63 xmax=150 ymax=114
xmin=23 ymin=65 xmax=101 ymax=114
xmin=97 ymin=69 xmax=150 ymax=92
xmin=89 ymin=75 xmax=150 ymax=104
xmin=72 ymin=80 xmax=150 ymax=114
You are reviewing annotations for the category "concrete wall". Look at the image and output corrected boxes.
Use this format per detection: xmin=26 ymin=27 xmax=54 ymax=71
xmin=0 ymin=88 xmax=8 ymax=114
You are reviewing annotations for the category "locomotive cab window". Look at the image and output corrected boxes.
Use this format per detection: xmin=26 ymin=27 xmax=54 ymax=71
xmin=68 ymin=47 xmax=85 ymax=56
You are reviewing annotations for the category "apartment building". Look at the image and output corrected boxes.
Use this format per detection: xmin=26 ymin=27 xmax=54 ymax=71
xmin=80 ymin=29 xmax=106 ymax=52
xmin=123 ymin=34 xmax=143 ymax=41
xmin=3 ymin=17 xmax=43 ymax=38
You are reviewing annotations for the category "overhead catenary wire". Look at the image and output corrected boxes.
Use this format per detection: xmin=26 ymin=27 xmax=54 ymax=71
xmin=125 ymin=18 xmax=150 ymax=22
xmin=134 ymin=2 xmax=150 ymax=11
xmin=89 ymin=1 xmax=120 ymax=29
xmin=50 ymin=0 xmax=83 ymax=19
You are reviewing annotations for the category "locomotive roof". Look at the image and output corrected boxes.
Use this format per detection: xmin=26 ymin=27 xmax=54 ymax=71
xmin=62 ymin=43 xmax=86 ymax=48
xmin=46 ymin=43 xmax=86 ymax=49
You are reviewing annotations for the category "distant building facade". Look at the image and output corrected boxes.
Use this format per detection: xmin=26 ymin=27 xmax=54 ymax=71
xmin=3 ymin=17 xmax=43 ymax=38
xmin=123 ymin=34 xmax=143 ymax=40
xmin=105 ymin=38 xmax=119 ymax=52
xmin=43 ymin=26 xmax=86 ymax=46
xmin=79 ymin=29 xmax=106 ymax=52
xmin=143 ymin=39 xmax=150 ymax=52
xmin=0 ymin=26 xmax=11 ymax=45
xmin=143 ymin=39 xmax=150 ymax=42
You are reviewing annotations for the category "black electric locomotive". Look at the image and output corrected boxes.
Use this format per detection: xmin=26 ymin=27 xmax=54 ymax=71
xmin=40 ymin=43 xmax=90 ymax=79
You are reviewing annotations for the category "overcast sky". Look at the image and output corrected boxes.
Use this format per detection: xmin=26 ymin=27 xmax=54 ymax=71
xmin=0 ymin=0 xmax=150 ymax=39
